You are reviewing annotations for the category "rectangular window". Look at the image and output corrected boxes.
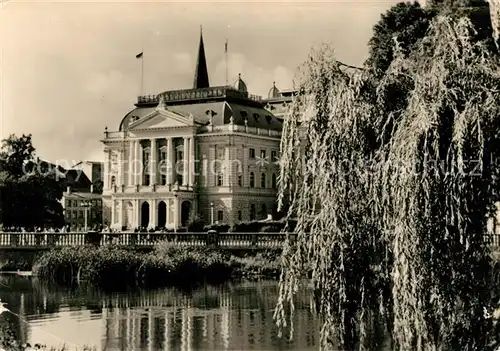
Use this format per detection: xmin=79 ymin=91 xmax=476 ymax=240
xmin=66 ymin=200 xmax=71 ymax=208
xmin=249 ymin=148 xmax=255 ymax=159
xmin=161 ymin=174 xmax=167 ymax=185
xmin=217 ymin=147 xmax=225 ymax=160
xmin=217 ymin=210 xmax=224 ymax=222
xmin=271 ymin=150 xmax=278 ymax=162
xmin=260 ymin=149 xmax=266 ymax=159
xmin=79 ymin=210 xmax=84 ymax=218
xmin=73 ymin=200 xmax=78 ymax=207
xmin=238 ymin=210 xmax=242 ymax=221
xmin=238 ymin=174 xmax=243 ymax=186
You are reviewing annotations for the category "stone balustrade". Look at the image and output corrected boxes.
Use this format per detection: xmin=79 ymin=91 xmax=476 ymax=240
xmin=0 ymin=232 xmax=498 ymax=250
xmin=0 ymin=232 xmax=297 ymax=249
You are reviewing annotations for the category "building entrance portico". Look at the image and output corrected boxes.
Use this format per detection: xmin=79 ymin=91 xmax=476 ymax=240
xmin=113 ymin=194 xmax=195 ymax=230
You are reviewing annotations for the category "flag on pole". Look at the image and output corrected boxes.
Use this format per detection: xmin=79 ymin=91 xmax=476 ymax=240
xmin=136 ymin=52 xmax=143 ymax=59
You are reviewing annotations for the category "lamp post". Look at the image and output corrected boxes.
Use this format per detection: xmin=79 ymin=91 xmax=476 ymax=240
xmin=210 ymin=202 xmax=214 ymax=225
xmin=174 ymin=193 xmax=178 ymax=233
xmin=81 ymin=200 xmax=92 ymax=232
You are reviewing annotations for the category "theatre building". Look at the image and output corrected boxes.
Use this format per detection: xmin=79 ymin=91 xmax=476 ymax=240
xmin=101 ymin=30 xmax=284 ymax=230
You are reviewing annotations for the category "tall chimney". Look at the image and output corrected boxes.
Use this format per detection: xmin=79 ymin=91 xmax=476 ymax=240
xmin=90 ymin=184 xmax=94 ymax=193
xmin=67 ymin=186 xmax=71 ymax=194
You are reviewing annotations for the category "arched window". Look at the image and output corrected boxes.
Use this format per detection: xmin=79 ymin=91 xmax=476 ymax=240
xmin=111 ymin=175 xmax=116 ymax=187
xmin=249 ymin=172 xmax=255 ymax=188
xmin=250 ymin=204 xmax=256 ymax=221
xmin=271 ymin=173 xmax=277 ymax=189
xmin=238 ymin=174 xmax=243 ymax=186
xmin=217 ymin=172 xmax=223 ymax=186
xmin=261 ymin=173 xmax=266 ymax=188
xmin=175 ymin=144 xmax=184 ymax=162
xmin=159 ymin=146 xmax=168 ymax=185
xmin=143 ymin=147 xmax=151 ymax=185
xmin=175 ymin=143 xmax=184 ymax=184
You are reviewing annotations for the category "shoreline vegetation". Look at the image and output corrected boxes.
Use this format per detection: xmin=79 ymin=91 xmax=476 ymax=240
xmin=30 ymin=243 xmax=284 ymax=289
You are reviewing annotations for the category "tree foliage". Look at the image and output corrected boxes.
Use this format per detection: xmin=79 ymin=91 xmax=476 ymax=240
xmin=366 ymin=1 xmax=492 ymax=76
xmin=0 ymin=134 xmax=64 ymax=229
xmin=275 ymin=12 xmax=500 ymax=351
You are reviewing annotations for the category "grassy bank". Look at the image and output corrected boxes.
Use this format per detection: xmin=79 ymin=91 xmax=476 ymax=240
xmin=31 ymin=243 xmax=282 ymax=288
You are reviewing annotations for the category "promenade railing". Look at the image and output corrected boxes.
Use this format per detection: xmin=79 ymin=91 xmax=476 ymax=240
xmin=0 ymin=231 xmax=297 ymax=249
xmin=0 ymin=232 xmax=499 ymax=249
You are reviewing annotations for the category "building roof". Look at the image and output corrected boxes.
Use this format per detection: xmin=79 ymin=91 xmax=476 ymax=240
xmin=119 ymin=86 xmax=282 ymax=132
xmin=64 ymin=170 xmax=92 ymax=191
xmin=233 ymin=73 xmax=247 ymax=93
xmin=193 ymin=26 xmax=209 ymax=89
xmin=267 ymin=82 xmax=280 ymax=99
xmin=64 ymin=192 xmax=102 ymax=200
xmin=114 ymin=28 xmax=284 ymax=134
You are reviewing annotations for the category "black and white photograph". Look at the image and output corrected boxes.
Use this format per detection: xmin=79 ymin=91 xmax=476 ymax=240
xmin=1 ymin=0 xmax=500 ymax=350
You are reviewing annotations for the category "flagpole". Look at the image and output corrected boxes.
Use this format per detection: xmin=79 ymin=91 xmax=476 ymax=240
xmin=141 ymin=48 xmax=144 ymax=96
xmin=225 ymin=38 xmax=228 ymax=86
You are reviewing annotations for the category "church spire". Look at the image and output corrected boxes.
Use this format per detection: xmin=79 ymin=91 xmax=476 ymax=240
xmin=193 ymin=25 xmax=210 ymax=89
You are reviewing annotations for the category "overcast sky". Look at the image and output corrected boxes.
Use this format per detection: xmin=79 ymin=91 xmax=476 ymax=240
xmin=0 ymin=0 xmax=406 ymax=165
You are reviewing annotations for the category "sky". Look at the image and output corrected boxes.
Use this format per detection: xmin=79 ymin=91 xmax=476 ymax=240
xmin=0 ymin=0 xmax=407 ymax=165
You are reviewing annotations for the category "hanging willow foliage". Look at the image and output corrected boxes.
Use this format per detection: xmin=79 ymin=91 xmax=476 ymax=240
xmin=275 ymin=15 xmax=500 ymax=351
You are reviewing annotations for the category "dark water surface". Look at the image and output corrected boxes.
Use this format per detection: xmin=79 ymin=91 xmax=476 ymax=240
xmin=0 ymin=275 xmax=320 ymax=350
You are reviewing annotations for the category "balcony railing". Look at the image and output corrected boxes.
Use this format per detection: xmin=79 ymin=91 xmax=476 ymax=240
xmin=137 ymin=86 xmax=263 ymax=106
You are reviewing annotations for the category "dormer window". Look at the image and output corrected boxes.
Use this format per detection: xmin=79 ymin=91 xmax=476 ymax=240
xmin=240 ymin=111 xmax=248 ymax=119
xmin=265 ymin=115 xmax=272 ymax=124
xmin=253 ymin=113 xmax=260 ymax=122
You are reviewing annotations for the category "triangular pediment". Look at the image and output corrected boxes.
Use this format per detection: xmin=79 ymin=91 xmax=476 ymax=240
xmin=128 ymin=109 xmax=194 ymax=130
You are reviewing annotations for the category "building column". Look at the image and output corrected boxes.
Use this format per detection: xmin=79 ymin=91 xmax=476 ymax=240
xmin=118 ymin=199 xmax=124 ymax=230
xmin=189 ymin=137 xmax=195 ymax=186
xmin=135 ymin=199 xmax=141 ymax=229
xmin=104 ymin=150 xmax=110 ymax=190
xmin=149 ymin=199 xmax=157 ymax=229
xmin=208 ymin=145 xmax=216 ymax=187
xmin=111 ymin=199 xmax=116 ymax=226
xmin=128 ymin=140 xmax=135 ymax=186
xmin=224 ymin=145 xmax=230 ymax=186
xmin=242 ymin=145 xmax=248 ymax=187
xmin=134 ymin=140 xmax=141 ymax=185
xmin=166 ymin=199 xmax=170 ymax=226
xmin=150 ymin=138 xmax=157 ymax=186
xmin=168 ymin=137 xmax=175 ymax=185
xmin=183 ymin=137 xmax=189 ymax=186
xmin=174 ymin=197 xmax=179 ymax=229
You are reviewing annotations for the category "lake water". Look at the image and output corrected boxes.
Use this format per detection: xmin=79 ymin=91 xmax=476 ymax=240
xmin=0 ymin=275 xmax=320 ymax=350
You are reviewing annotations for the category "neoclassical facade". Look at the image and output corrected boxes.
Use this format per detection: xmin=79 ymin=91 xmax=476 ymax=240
xmin=101 ymin=31 xmax=286 ymax=230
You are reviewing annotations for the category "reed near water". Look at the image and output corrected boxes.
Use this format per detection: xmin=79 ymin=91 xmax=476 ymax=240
xmin=31 ymin=243 xmax=282 ymax=288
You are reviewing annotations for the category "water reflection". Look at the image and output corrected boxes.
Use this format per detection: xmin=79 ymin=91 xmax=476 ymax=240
xmin=0 ymin=276 xmax=319 ymax=350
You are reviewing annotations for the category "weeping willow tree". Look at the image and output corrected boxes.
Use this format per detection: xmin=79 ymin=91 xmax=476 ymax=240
xmin=275 ymin=14 xmax=500 ymax=351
